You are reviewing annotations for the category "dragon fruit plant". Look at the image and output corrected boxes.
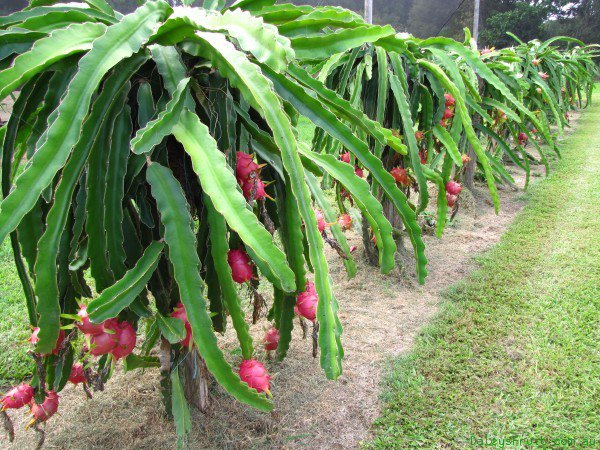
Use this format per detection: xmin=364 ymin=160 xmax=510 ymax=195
xmin=0 ymin=0 xmax=434 ymax=445
xmin=314 ymin=31 xmax=597 ymax=256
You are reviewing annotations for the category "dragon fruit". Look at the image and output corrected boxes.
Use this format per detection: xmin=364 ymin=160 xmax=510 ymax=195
xmin=89 ymin=319 xmax=119 ymax=356
xmin=337 ymin=213 xmax=352 ymax=231
xmin=28 ymin=391 xmax=59 ymax=425
xmin=390 ymin=167 xmax=409 ymax=186
xmin=240 ymin=177 xmax=267 ymax=201
xmin=236 ymin=152 xmax=261 ymax=181
xmin=1 ymin=383 xmax=34 ymax=410
xmin=111 ymin=320 xmax=136 ymax=360
xmin=264 ymin=328 xmax=279 ymax=351
xmin=171 ymin=302 xmax=193 ymax=347
xmin=446 ymin=181 xmax=462 ymax=196
xmin=228 ymin=249 xmax=254 ymax=284
xmin=443 ymin=108 xmax=454 ymax=120
xmin=29 ymin=327 xmax=66 ymax=355
xmin=296 ymin=281 xmax=318 ymax=322
xmin=446 ymin=193 xmax=458 ymax=207
xmin=239 ymin=359 xmax=270 ymax=394
xmin=76 ymin=305 xmax=105 ymax=336
xmin=68 ymin=364 xmax=87 ymax=385
xmin=315 ymin=209 xmax=329 ymax=232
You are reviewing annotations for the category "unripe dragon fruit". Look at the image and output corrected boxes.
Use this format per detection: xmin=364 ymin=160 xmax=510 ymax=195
xmin=414 ymin=131 xmax=424 ymax=141
xmin=89 ymin=319 xmax=119 ymax=356
xmin=264 ymin=328 xmax=279 ymax=351
xmin=446 ymin=181 xmax=462 ymax=196
xmin=111 ymin=320 xmax=136 ymax=360
xmin=538 ymin=71 xmax=549 ymax=80
xmin=444 ymin=93 xmax=455 ymax=107
xmin=481 ymin=47 xmax=492 ymax=55
xmin=439 ymin=118 xmax=448 ymax=127
xmin=171 ymin=302 xmax=193 ymax=347
xmin=29 ymin=391 xmax=59 ymax=425
xmin=461 ymin=154 xmax=471 ymax=164
xmin=296 ymin=281 xmax=318 ymax=322
xmin=228 ymin=249 xmax=254 ymax=284
xmin=68 ymin=364 xmax=86 ymax=385
xmin=532 ymin=58 xmax=540 ymax=66
xmin=1 ymin=383 xmax=34 ymax=410
xmin=390 ymin=167 xmax=409 ymax=186
xmin=446 ymin=193 xmax=458 ymax=207
xmin=76 ymin=305 xmax=105 ymax=336
xmin=236 ymin=152 xmax=261 ymax=181
xmin=338 ymin=213 xmax=352 ymax=231
xmin=239 ymin=359 xmax=270 ymax=394
xmin=340 ymin=152 xmax=351 ymax=164
xmin=29 ymin=327 xmax=66 ymax=355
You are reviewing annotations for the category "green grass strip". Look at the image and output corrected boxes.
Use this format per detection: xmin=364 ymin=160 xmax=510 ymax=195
xmin=367 ymin=86 xmax=600 ymax=448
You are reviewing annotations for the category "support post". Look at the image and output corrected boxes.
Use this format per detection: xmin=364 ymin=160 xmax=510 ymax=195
xmin=473 ymin=0 xmax=480 ymax=46
xmin=364 ymin=0 xmax=373 ymax=24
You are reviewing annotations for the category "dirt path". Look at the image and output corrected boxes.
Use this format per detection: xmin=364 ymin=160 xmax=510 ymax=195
xmin=2 ymin=119 xmax=580 ymax=449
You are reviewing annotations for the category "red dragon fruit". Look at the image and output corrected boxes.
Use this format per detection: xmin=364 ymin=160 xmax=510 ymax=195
xmin=340 ymin=152 xmax=351 ymax=164
xmin=390 ymin=167 xmax=409 ymax=186
xmin=264 ymin=328 xmax=279 ymax=351
xmin=111 ymin=320 xmax=136 ymax=360
xmin=439 ymin=118 xmax=448 ymax=127
xmin=481 ymin=47 xmax=492 ymax=55
xmin=228 ymin=249 xmax=254 ymax=284
xmin=444 ymin=93 xmax=455 ymax=107
xmin=354 ymin=165 xmax=364 ymax=178
xmin=89 ymin=319 xmax=119 ymax=356
xmin=443 ymin=108 xmax=454 ymax=120
xmin=236 ymin=152 xmax=261 ymax=181
xmin=445 ymin=181 xmax=462 ymax=196
xmin=296 ymin=281 xmax=318 ymax=322
xmin=29 ymin=327 xmax=66 ymax=355
xmin=414 ymin=131 xmax=424 ymax=141
xmin=538 ymin=71 xmax=549 ymax=80
xmin=241 ymin=177 xmax=268 ymax=201
xmin=76 ymin=305 xmax=105 ymax=336
xmin=28 ymin=391 xmax=59 ymax=426
xmin=239 ymin=359 xmax=270 ymax=394
xmin=338 ymin=213 xmax=352 ymax=231
xmin=1 ymin=383 xmax=34 ymax=410
xmin=518 ymin=132 xmax=529 ymax=145
xmin=171 ymin=302 xmax=193 ymax=347
xmin=68 ymin=364 xmax=87 ymax=385
xmin=446 ymin=193 xmax=458 ymax=207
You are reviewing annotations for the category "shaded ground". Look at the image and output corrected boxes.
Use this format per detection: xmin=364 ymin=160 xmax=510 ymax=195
xmin=0 ymin=101 xmax=587 ymax=449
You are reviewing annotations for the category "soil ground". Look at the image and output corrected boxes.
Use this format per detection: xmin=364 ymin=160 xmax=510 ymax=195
xmin=0 ymin=97 xmax=583 ymax=449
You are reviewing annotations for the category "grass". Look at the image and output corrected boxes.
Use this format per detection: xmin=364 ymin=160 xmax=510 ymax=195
xmin=0 ymin=239 xmax=33 ymax=387
xmin=366 ymin=90 xmax=600 ymax=448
